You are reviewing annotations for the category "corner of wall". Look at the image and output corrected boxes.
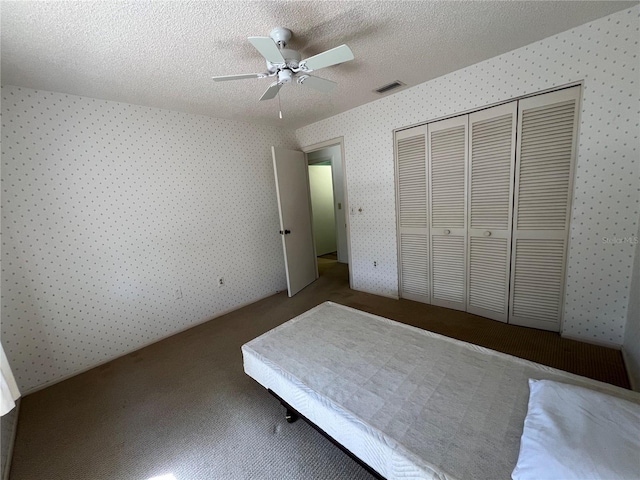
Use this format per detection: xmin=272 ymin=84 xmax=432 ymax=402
xmin=622 ymin=221 xmax=640 ymax=391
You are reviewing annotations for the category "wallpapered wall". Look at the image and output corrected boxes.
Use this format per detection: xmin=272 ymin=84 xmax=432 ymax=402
xmin=1 ymin=87 xmax=295 ymax=393
xmin=296 ymin=7 xmax=639 ymax=345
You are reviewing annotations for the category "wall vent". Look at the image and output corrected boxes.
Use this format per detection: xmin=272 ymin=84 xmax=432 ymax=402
xmin=374 ymin=80 xmax=405 ymax=94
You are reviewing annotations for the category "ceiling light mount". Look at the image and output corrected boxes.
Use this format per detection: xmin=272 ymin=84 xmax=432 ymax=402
xmin=270 ymin=27 xmax=292 ymax=48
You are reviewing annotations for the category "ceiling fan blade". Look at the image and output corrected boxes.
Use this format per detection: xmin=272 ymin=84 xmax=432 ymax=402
xmin=301 ymin=44 xmax=354 ymax=71
xmin=212 ymin=73 xmax=266 ymax=82
xmin=260 ymin=82 xmax=282 ymax=101
xmin=248 ymin=37 xmax=286 ymax=65
xmin=297 ymin=75 xmax=337 ymax=94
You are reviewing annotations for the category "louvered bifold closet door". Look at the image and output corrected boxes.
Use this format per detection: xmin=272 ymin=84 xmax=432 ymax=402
xmin=396 ymin=126 xmax=430 ymax=303
xmin=428 ymin=116 xmax=468 ymax=311
xmin=509 ymin=87 xmax=580 ymax=332
xmin=467 ymin=102 xmax=517 ymax=322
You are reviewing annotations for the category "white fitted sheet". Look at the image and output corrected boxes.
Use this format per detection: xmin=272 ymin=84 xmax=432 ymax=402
xmin=241 ymin=302 xmax=640 ymax=480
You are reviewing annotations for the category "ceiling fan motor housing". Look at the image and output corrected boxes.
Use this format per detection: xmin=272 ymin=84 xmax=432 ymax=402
xmin=267 ymin=48 xmax=301 ymax=73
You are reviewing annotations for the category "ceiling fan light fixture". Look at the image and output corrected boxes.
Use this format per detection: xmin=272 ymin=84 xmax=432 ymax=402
xmin=278 ymin=69 xmax=293 ymax=84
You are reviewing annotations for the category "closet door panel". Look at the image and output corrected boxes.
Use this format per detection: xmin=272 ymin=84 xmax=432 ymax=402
xmin=396 ymin=126 xmax=429 ymax=303
xmin=398 ymin=132 xmax=428 ymax=230
xmin=467 ymin=102 xmax=517 ymax=322
xmin=400 ymin=232 xmax=429 ymax=299
xmin=428 ymin=116 xmax=467 ymax=311
xmin=432 ymin=235 xmax=465 ymax=305
xmin=468 ymin=236 xmax=510 ymax=319
xmin=511 ymin=238 xmax=565 ymax=323
xmin=509 ymin=87 xmax=580 ymax=331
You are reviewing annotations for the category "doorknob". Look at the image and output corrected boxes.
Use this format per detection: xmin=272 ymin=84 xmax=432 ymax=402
xmin=484 ymin=231 xmax=492 ymax=237
xmin=444 ymin=229 xmax=451 ymax=235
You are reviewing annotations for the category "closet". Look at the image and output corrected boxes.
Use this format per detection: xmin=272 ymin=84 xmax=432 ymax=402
xmin=395 ymin=86 xmax=580 ymax=332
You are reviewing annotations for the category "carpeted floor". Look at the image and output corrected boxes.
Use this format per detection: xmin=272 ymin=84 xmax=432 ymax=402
xmin=8 ymin=262 xmax=629 ymax=479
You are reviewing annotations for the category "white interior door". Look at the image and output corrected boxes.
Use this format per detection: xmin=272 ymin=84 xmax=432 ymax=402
xmin=509 ymin=87 xmax=580 ymax=331
xmin=428 ymin=115 xmax=468 ymax=311
xmin=466 ymin=102 xmax=517 ymax=322
xmin=272 ymin=146 xmax=318 ymax=297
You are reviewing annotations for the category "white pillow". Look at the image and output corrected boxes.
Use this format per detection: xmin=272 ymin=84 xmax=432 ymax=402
xmin=512 ymin=379 xmax=640 ymax=480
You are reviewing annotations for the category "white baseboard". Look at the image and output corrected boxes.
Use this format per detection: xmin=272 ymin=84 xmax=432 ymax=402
xmin=2 ymin=399 xmax=20 ymax=480
xmin=560 ymin=332 xmax=622 ymax=350
xmin=21 ymin=290 xmax=282 ymax=396
xmin=352 ymin=286 xmax=399 ymax=300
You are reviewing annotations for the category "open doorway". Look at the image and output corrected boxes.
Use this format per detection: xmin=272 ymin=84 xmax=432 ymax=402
xmin=308 ymin=160 xmax=337 ymax=255
xmin=270 ymin=140 xmax=350 ymax=297
xmin=304 ymin=139 xmax=351 ymax=285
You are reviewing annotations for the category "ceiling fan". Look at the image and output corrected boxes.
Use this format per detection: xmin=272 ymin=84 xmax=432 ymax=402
xmin=212 ymin=27 xmax=355 ymax=102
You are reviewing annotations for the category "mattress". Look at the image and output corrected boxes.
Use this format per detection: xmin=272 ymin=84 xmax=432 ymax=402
xmin=241 ymin=302 xmax=639 ymax=480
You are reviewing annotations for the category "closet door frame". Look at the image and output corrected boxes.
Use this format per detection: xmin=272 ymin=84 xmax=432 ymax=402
xmin=428 ymin=115 xmax=468 ymax=311
xmin=395 ymin=125 xmax=430 ymax=303
xmin=509 ymin=86 xmax=581 ymax=332
xmin=466 ymin=101 xmax=518 ymax=323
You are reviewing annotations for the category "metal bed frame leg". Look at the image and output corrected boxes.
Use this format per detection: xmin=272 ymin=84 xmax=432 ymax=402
xmin=267 ymin=389 xmax=385 ymax=480
xmin=285 ymin=408 xmax=298 ymax=423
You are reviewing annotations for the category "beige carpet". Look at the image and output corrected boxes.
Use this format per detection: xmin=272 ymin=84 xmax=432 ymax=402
xmin=8 ymin=262 xmax=629 ymax=479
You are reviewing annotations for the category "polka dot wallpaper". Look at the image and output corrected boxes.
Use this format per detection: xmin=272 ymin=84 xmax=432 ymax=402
xmin=2 ymin=87 xmax=296 ymax=393
xmin=296 ymin=7 xmax=639 ymax=345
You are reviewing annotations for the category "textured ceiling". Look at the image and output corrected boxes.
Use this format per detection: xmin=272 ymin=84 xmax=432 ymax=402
xmin=2 ymin=1 xmax=636 ymax=128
